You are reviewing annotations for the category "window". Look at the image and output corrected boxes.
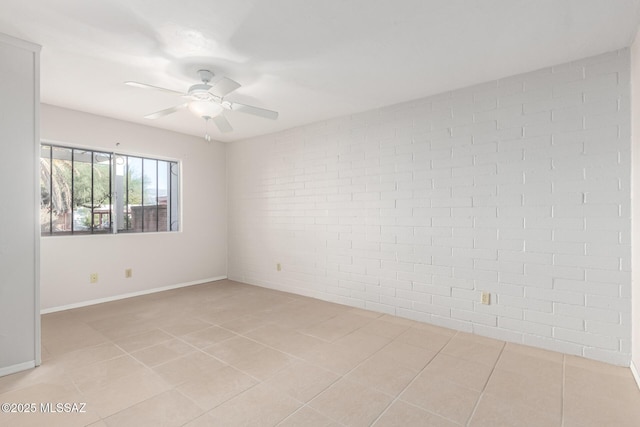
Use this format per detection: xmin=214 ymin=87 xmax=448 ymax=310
xmin=40 ymin=144 xmax=180 ymax=235
xmin=114 ymin=154 xmax=180 ymax=233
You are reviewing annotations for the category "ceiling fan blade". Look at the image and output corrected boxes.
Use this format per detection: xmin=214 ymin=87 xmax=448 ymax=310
xmin=125 ymin=81 xmax=185 ymax=96
xmin=229 ymin=102 xmax=279 ymax=120
xmin=209 ymin=77 xmax=241 ymax=97
xmin=144 ymin=103 xmax=188 ymax=119
xmin=212 ymin=115 xmax=233 ymax=133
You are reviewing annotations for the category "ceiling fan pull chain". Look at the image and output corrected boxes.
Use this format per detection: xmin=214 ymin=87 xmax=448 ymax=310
xmin=204 ymin=117 xmax=212 ymax=142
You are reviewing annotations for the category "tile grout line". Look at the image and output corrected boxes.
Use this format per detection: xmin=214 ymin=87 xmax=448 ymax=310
xmin=274 ymin=402 xmax=346 ymax=427
xmin=258 ymin=321 xmax=444 ymax=426
xmin=126 ymin=320 xmax=452 ymax=426
xmin=368 ymin=330 xmax=460 ymax=426
xmin=100 ymin=336 xmax=264 ymax=424
xmin=171 ymin=318 xmax=350 ymax=427
xmin=465 ymin=340 xmax=506 ymax=427
xmin=104 ymin=327 xmax=263 ymax=423
xmin=286 ymin=323 xmax=406 ymax=424
xmin=97 ymin=340 xmax=196 ymax=422
xmin=179 ymin=319 xmax=344 ymax=424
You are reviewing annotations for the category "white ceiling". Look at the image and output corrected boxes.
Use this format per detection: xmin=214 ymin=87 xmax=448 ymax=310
xmin=1 ymin=0 xmax=639 ymax=142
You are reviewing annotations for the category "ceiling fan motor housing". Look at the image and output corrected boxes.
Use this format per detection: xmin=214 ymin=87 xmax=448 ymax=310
xmin=197 ymin=69 xmax=214 ymax=84
xmin=188 ymin=83 xmax=214 ymax=100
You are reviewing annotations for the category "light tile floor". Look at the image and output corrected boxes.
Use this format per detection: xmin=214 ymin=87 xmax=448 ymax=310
xmin=1 ymin=279 xmax=639 ymax=426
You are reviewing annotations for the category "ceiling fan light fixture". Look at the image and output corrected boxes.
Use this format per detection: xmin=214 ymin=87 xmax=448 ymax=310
xmin=127 ymin=68 xmax=277 ymax=136
xmin=188 ymin=100 xmax=223 ymax=118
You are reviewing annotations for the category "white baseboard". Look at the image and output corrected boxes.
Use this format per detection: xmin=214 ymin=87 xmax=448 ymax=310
xmin=632 ymin=360 xmax=640 ymax=391
xmin=0 ymin=360 xmax=35 ymax=377
xmin=40 ymin=276 xmax=227 ymax=314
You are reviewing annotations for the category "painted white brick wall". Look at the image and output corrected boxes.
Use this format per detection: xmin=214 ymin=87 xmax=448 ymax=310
xmin=227 ymin=49 xmax=632 ymax=365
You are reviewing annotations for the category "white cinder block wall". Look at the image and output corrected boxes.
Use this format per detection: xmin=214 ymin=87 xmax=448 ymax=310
xmin=228 ymin=50 xmax=632 ymax=366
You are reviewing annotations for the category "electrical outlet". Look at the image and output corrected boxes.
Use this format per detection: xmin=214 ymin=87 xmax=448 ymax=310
xmin=89 ymin=273 xmax=98 ymax=284
xmin=481 ymin=291 xmax=491 ymax=305
xmin=276 ymin=263 xmax=281 ymax=272
xmin=125 ymin=268 xmax=132 ymax=278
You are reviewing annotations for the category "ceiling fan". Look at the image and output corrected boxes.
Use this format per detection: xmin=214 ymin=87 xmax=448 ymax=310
xmin=125 ymin=69 xmax=278 ymax=140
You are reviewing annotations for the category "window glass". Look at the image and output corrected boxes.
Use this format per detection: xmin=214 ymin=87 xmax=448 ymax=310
xmin=158 ymin=160 xmax=169 ymax=231
xmin=125 ymin=156 xmax=143 ymax=232
xmin=143 ymin=158 xmax=158 ymax=232
xmin=72 ymin=150 xmax=92 ymax=233
xmin=40 ymin=145 xmax=52 ymax=234
xmin=50 ymin=147 xmax=73 ymax=234
xmin=40 ymin=144 xmax=179 ymax=235
xmin=169 ymin=162 xmax=180 ymax=231
xmin=93 ymin=152 xmax=112 ymax=233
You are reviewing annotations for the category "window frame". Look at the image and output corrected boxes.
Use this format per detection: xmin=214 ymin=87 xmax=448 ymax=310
xmin=40 ymin=141 xmax=181 ymax=236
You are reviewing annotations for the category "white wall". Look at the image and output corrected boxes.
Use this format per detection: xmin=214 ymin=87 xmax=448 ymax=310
xmin=40 ymin=104 xmax=227 ymax=311
xmin=228 ymin=50 xmax=632 ymax=366
xmin=0 ymin=34 xmax=40 ymax=376
xmin=631 ymin=35 xmax=640 ymax=385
